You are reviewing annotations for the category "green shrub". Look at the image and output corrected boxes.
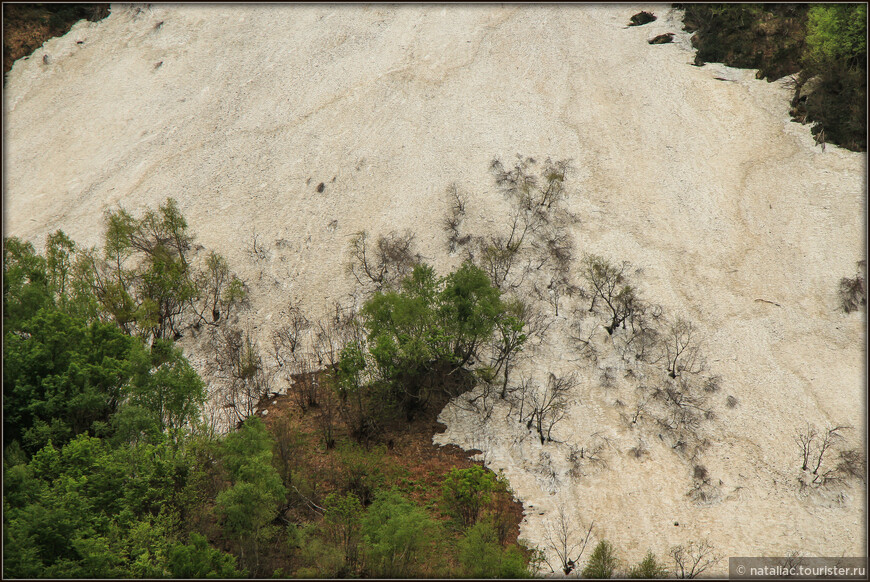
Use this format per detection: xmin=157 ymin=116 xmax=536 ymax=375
xmin=322 ymin=492 xmax=364 ymax=573
xmin=582 ymin=540 xmax=620 ymax=579
xmin=441 ymin=465 xmax=496 ymax=528
xmin=457 ymin=519 xmax=530 ymax=578
xmin=628 ymin=550 xmax=668 ymax=578
xmin=361 ymin=489 xmax=439 ymax=577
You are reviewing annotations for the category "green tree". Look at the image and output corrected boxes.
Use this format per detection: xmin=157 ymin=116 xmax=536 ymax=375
xmin=168 ymin=532 xmax=246 ymax=578
xmin=628 ymin=550 xmax=668 ymax=578
xmin=322 ymin=491 xmax=364 ymax=575
xmin=804 ymin=4 xmax=866 ymax=71
xmin=457 ymin=519 xmax=530 ymax=578
xmin=3 ymin=237 xmax=52 ymax=329
xmin=128 ymin=339 xmax=206 ymax=437
xmin=582 ymin=540 xmax=620 ymax=579
xmin=4 ymin=308 xmax=143 ymax=454
xmin=441 ymin=465 xmax=496 ymax=528
xmin=3 ymin=435 xmax=193 ymax=578
xmin=361 ymin=489 xmax=438 ymax=577
xmin=440 ymin=262 xmax=503 ymax=367
xmin=78 ymin=198 xmax=245 ymax=341
xmin=216 ymin=417 xmax=287 ymax=574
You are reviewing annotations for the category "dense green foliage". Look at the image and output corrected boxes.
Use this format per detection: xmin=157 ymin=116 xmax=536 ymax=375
xmin=804 ymin=4 xmax=866 ymax=72
xmin=681 ymin=3 xmax=865 ymax=151
xmin=3 ymin=236 xmax=206 ymax=455
xmin=3 ymin=203 xmax=535 ymax=578
xmin=3 ymin=220 xmax=243 ymax=578
xmin=458 ymin=519 xmax=531 ymax=578
xmin=441 ymin=465 xmax=497 ymax=527
xmin=336 ymin=261 xmax=524 ymax=439
xmin=361 ymin=490 xmax=438 ymax=577
xmin=3 ymin=433 xmax=243 ymax=578
xmin=800 ymin=4 xmax=866 ymax=151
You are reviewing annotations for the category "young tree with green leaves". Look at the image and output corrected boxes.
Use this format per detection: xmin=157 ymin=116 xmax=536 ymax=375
xmin=457 ymin=519 xmax=530 ymax=578
xmin=582 ymin=539 xmax=620 ymax=578
xmin=441 ymin=465 xmax=497 ymax=528
xmin=361 ymin=489 xmax=439 ymax=578
xmin=216 ymin=417 xmax=287 ymax=575
xmin=322 ymin=491 xmax=364 ymax=575
xmin=629 ymin=550 xmax=668 ymax=578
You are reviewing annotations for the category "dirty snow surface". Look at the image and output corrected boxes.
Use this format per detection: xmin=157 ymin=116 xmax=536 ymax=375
xmin=4 ymin=3 xmax=865 ymax=574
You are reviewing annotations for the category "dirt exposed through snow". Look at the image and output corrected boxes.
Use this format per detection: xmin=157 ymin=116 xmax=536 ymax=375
xmin=4 ymin=4 xmax=865 ymax=574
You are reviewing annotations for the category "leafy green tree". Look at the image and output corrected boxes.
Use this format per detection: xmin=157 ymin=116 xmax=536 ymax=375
xmin=76 ymin=198 xmax=245 ymax=341
xmin=361 ymin=489 xmax=438 ymax=577
xmin=457 ymin=519 xmax=530 ymax=578
xmin=350 ymin=262 xmax=511 ymax=424
xmin=168 ymin=532 xmax=246 ymax=578
xmin=804 ymin=4 xmax=866 ymax=71
xmin=440 ymin=262 xmax=503 ymax=367
xmin=628 ymin=550 xmax=668 ymax=578
xmin=322 ymin=491 xmax=364 ymax=575
xmin=4 ymin=308 xmax=142 ymax=454
xmin=129 ymin=339 xmax=206 ymax=437
xmin=216 ymin=417 xmax=287 ymax=575
xmin=3 ymin=237 xmax=52 ymax=329
xmin=3 ymin=434 xmax=194 ymax=578
xmin=582 ymin=540 xmax=620 ymax=579
xmin=441 ymin=465 xmax=496 ymax=527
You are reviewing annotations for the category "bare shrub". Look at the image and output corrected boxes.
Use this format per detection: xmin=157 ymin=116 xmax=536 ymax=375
xmin=346 ymin=230 xmax=420 ymax=290
xmin=663 ymin=316 xmax=705 ymax=378
xmin=290 ymin=354 xmax=321 ymax=413
xmin=618 ymin=301 xmax=664 ymax=364
xmin=580 ymin=254 xmax=638 ymax=335
xmin=207 ymin=324 xmax=273 ymax=425
xmin=312 ymin=302 xmax=360 ymax=374
xmin=627 ymin=393 xmax=649 ymax=426
xmin=566 ymin=435 xmax=610 ymax=479
xmin=669 ymin=540 xmax=719 ymax=578
xmin=725 ymin=395 xmax=738 ymax=408
xmin=532 ymin=268 xmax=579 ymax=317
xmin=647 ymin=376 xmax=713 ymax=461
xmin=686 ymin=480 xmax=720 ymax=505
xmin=248 ymin=230 xmax=268 ymax=262
xmin=702 ymin=375 xmax=721 ymax=393
xmin=542 ymin=506 xmax=594 ymax=575
xmin=517 ymin=373 xmax=576 ymax=444
xmin=629 ymin=438 xmax=649 ymax=459
xmin=795 ymin=423 xmax=853 ymax=486
xmin=491 ymin=155 xmax=572 ymax=213
xmin=600 ymin=366 xmax=617 ymax=389
xmin=270 ymin=303 xmax=311 ymax=368
xmin=469 ymin=208 xmax=536 ymax=290
xmin=442 ymin=184 xmax=471 ymax=253
xmin=839 ymin=261 xmax=866 ymax=312
xmin=836 ymin=448 xmax=867 ymax=482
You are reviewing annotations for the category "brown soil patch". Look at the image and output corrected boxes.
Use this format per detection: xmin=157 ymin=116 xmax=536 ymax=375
xmin=3 ymin=4 xmax=108 ymax=78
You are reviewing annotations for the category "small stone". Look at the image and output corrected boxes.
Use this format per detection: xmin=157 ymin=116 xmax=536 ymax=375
xmin=316 ymin=182 xmax=325 ymax=193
